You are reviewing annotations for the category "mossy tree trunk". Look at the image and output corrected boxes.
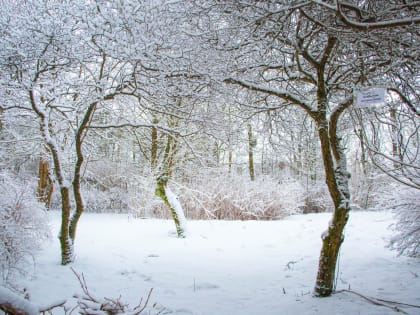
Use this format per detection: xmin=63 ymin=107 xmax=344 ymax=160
xmin=30 ymin=89 xmax=75 ymax=265
xmin=314 ymin=118 xmax=350 ymax=296
xmin=155 ymin=176 xmax=186 ymax=238
xmin=313 ymin=84 xmax=352 ymax=296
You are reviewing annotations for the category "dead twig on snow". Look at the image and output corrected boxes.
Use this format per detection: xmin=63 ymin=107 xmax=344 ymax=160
xmin=335 ymin=289 xmax=420 ymax=314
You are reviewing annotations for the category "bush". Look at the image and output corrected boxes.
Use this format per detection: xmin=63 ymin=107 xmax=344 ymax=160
xmin=299 ymin=183 xmax=331 ymax=213
xmin=379 ymin=182 xmax=420 ymax=258
xmin=0 ymin=171 xmax=51 ymax=284
xmin=166 ymin=169 xmax=305 ymax=220
xmin=49 ymin=160 xmax=146 ymax=213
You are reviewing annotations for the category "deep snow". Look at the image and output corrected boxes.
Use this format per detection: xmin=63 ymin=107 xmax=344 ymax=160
xmin=17 ymin=211 xmax=420 ymax=315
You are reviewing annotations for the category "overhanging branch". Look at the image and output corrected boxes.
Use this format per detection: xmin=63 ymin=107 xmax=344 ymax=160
xmin=336 ymin=1 xmax=420 ymax=30
xmin=223 ymin=77 xmax=316 ymax=118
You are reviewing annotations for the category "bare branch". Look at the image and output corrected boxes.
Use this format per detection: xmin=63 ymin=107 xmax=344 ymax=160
xmin=71 ymin=268 xmax=154 ymax=315
xmin=388 ymin=87 xmax=420 ymax=117
xmin=223 ymin=77 xmax=316 ymax=118
xmin=336 ymin=1 xmax=420 ymax=30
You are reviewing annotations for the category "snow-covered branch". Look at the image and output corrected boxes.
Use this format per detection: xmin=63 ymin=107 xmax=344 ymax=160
xmin=336 ymin=1 xmax=420 ymax=30
xmin=0 ymin=287 xmax=39 ymax=315
xmin=0 ymin=287 xmax=65 ymax=315
xmin=388 ymin=87 xmax=420 ymax=117
xmin=310 ymin=0 xmax=420 ymax=30
xmin=223 ymin=77 xmax=315 ymax=117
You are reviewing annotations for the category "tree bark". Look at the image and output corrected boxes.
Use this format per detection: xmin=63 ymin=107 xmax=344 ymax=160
xmin=69 ymin=102 xmax=97 ymax=243
xmin=151 ymin=117 xmax=158 ymax=171
xmin=37 ymin=153 xmax=54 ymax=208
xmin=30 ymin=89 xmax=75 ymax=265
xmin=162 ymin=134 xmax=177 ymax=178
xmin=314 ymin=99 xmax=351 ymax=297
xmin=155 ymin=176 xmax=186 ymax=238
xmin=59 ymin=186 xmax=74 ymax=265
xmin=248 ymin=123 xmax=255 ymax=181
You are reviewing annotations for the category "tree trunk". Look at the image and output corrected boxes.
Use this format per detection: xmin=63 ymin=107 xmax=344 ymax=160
xmin=162 ymin=134 xmax=177 ymax=177
xmin=151 ymin=117 xmax=158 ymax=171
xmin=248 ymin=124 xmax=255 ymax=181
xmin=155 ymin=176 xmax=186 ymax=238
xmin=59 ymin=186 xmax=74 ymax=265
xmin=358 ymin=128 xmax=367 ymax=176
xmin=389 ymin=108 xmax=401 ymax=168
xmin=314 ymin=109 xmax=351 ymax=297
xmin=228 ymin=149 xmax=233 ymax=174
xmin=214 ymin=142 xmax=220 ymax=166
xmin=37 ymin=154 xmax=54 ymax=208
xmin=69 ymin=102 xmax=97 ymax=244
xmin=30 ymin=89 xmax=75 ymax=265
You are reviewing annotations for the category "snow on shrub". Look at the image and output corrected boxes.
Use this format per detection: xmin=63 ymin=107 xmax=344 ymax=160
xmin=300 ymin=183 xmax=331 ymax=213
xmin=49 ymin=160 xmax=145 ymax=213
xmin=0 ymin=171 xmax=50 ymax=284
xmin=366 ymin=177 xmax=420 ymax=257
xmin=377 ymin=182 xmax=420 ymax=258
xmin=169 ymin=169 xmax=305 ymax=220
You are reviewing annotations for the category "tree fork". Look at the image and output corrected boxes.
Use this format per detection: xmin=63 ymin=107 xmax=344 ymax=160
xmin=314 ymin=105 xmax=351 ymax=296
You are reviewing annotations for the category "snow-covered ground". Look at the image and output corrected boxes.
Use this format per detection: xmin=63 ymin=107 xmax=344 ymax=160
xmin=20 ymin=211 xmax=420 ymax=315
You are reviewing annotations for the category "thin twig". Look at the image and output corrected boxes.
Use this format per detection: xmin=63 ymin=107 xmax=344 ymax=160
xmin=71 ymin=267 xmax=154 ymax=315
xmin=133 ymin=288 xmax=153 ymax=315
xmin=39 ymin=300 xmax=67 ymax=314
xmin=336 ymin=289 xmax=420 ymax=314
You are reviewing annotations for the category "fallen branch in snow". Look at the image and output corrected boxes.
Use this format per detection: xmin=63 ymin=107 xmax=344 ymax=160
xmin=335 ymin=289 xmax=420 ymax=314
xmin=71 ymin=268 xmax=154 ymax=315
xmin=0 ymin=286 xmax=38 ymax=315
xmin=0 ymin=286 xmax=66 ymax=315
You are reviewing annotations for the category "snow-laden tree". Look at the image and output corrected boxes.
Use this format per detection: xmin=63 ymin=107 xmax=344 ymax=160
xmin=189 ymin=0 xmax=420 ymax=296
xmin=0 ymin=0 xmax=204 ymax=262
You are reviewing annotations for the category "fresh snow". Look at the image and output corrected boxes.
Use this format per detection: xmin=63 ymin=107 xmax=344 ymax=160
xmin=0 ymin=287 xmax=38 ymax=315
xmin=17 ymin=211 xmax=420 ymax=315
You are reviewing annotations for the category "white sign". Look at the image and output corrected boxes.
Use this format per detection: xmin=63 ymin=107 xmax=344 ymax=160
xmin=356 ymin=88 xmax=386 ymax=107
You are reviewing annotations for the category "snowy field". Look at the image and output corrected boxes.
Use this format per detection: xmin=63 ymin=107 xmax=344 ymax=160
xmin=20 ymin=211 xmax=420 ymax=315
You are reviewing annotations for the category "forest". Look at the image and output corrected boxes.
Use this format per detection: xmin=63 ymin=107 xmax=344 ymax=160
xmin=0 ymin=1 xmax=419 ymax=314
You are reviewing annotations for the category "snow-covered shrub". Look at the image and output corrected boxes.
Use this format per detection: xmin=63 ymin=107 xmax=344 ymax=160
xmin=53 ymin=160 xmax=146 ymax=213
xmin=377 ymin=182 xmax=420 ymax=258
xmin=349 ymin=170 xmax=393 ymax=210
xmin=0 ymin=171 xmax=50 ymax=284
xmin=300 ymin=183 xmax=332 ymax=213
xmin=168 ymin=169 xmax=305 ymax=220
xmin=350 ymin=173 xmax=375 ymax=209
xmin=80 ymin=160 xmax=133 ymax=212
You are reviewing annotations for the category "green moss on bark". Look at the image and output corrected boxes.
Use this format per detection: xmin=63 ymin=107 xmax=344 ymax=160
xmin=155 ymin=176 xmax=185 ymax=238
